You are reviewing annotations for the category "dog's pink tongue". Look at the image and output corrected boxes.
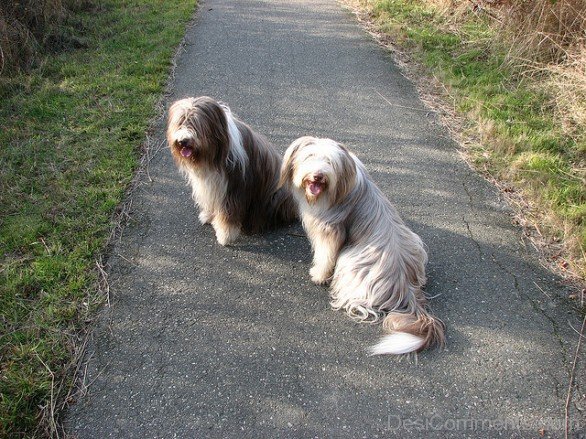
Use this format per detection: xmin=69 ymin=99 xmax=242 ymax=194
xmin=180 ymin=147 xmax=192 ymax=158
xmin=309 ymin=182 xmax=323 ymax=196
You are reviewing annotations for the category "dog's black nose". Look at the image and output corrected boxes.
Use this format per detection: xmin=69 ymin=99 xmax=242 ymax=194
xmin=178 ymin=138 xmax=190 ymax=147
xmin=313 ymin=172 xmax=324 ymax=182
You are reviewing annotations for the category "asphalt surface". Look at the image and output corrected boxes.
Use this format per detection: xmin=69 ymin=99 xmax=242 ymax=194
xmin=66 ymin=0 xmax=584 ymax=437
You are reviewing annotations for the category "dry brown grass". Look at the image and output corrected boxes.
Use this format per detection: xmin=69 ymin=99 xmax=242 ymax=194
xmin=425 ymin=0 xmax=586 ymax=279
xmin=498 ymin=0 xmax=586 ymax=64
xmin=428 ymin=0 xmax=586 ymax=146
xmin=543 ymin=46 xmax=586 ymax=141
xmin=0 ymin=0 xmax=89 ymax=74
xmin=499 ymin=0 xmax=586 ymax=144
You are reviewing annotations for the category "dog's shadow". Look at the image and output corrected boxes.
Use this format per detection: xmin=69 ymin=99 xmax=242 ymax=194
xmin=231 ymin=221 xmax=311 ymax=263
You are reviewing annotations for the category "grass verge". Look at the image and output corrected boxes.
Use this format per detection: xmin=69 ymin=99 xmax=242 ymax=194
xmin=0 ymin=0 xmax=196 ymax=436
xmin=345 ymin=0 xmax=585 ymax=283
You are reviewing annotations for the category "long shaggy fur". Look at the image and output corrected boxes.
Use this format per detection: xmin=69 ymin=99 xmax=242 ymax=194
xmin=166 ymin=96 xmax=296 ymax=245
xmin=280 ymin=136 xmax=445 ymax=355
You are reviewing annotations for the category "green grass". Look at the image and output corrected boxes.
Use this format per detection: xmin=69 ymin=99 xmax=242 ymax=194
xmin=357 ymin=0 xmax=585 ymax=278
xmin=0 ymin=0 xmax=196 ymax=436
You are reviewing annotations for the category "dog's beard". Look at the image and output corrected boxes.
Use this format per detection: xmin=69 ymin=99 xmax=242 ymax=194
xmin=294 ymin=159 xmax=337 ymax=206
xmin=306 ymin=179 xmax=325 ymax=197
xmin=172 ymin=127 xmax=198 ymax=160
xmin=302 ymin=175 xmax=329 ymax=204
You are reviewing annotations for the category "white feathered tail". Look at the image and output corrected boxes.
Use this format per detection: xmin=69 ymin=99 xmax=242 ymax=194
xmin=369 ymin=311 xmax=445 ymax=355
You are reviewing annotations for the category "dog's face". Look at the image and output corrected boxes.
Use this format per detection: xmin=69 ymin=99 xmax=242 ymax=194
xmin=280 ymin=136 xmax=357 ymax=205
xmin=166 ymin=97 xmax=229 ymax=170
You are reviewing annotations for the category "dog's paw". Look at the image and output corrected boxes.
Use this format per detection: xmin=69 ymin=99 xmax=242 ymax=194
xmin=198 ymin=210 xmax=214 ymax=225
xmin=214 ymin=224 xmax=241 ymax=246
xmin=310 ymin=266 xmax=331 ymax=285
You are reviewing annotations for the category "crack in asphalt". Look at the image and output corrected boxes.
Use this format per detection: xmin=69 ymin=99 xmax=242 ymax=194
xmin=460 ymin=176 xmax=570 ymax=399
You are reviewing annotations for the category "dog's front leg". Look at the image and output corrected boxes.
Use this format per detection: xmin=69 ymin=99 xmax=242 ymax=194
xmin=212 ymin=213 xmax=241 ymax=246
xmin=308 ymin=224 xmax=345 ymax=285
xmin=198 ymin=210 xmax=214 ymax=225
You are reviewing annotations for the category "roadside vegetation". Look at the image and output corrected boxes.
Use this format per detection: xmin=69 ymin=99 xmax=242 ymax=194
xmin=347 ymin=0 xmax=586 ymax=283
xmin=0 ymin=0 xmax=196 ymax=436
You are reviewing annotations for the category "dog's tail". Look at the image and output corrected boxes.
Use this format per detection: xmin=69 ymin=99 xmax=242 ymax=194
xmin=369 ymin=310 xmax=445 ymax=355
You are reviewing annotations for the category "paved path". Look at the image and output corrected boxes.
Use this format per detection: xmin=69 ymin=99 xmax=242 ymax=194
xmin=67 ymin=1 xmax=584 ymax=437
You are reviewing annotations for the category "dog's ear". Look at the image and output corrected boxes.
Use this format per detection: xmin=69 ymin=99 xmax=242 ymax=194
xmin=279 ymin=136 xmax=315 ymax=188
xmin=332 ymin=142 xmax=357 ymax=204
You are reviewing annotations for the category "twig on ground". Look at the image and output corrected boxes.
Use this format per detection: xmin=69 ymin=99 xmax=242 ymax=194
xmin=565 ymin=313 xmax=586 ymax=439
xmin=375 ymin=90 xmax=430 ymax=113
xmin=36 ymin=354 xmax=59 ymax=439
xmin=63 ymin=333 xmax=91 ymax=407
xmin=567 ymin=320 xmax=586 ymax=339
xmin=143 ymin=134 xmax=154 ymax=183
xmin=95 ymin=258 xmax=111 ymax=307
xmin=533 ymin=281 xmax=552 ymax=300
xmin=287 ymin=232 xmax=306 ymax=238
xmin=117 ymin=253 xmax=138 ymax=267
xmin=39 ymin=237 xmax=51 ymax=254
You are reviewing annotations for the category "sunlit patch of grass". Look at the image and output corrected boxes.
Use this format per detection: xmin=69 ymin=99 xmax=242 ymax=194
xmin=0 ymin=0 xmax=197 ymax=436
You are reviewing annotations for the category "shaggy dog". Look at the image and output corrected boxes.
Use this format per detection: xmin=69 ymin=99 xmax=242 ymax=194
xmin=280 ymin=136 xmax=445 ymax=355
xmin=166 ymin=96 xmax=296 ymax=245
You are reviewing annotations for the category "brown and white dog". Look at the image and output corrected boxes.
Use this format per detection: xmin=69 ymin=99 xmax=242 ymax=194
xmin=280 ymin=136 xmax=445 ymax=355
xmin=166 ymin=96 xmax=296 ymax=245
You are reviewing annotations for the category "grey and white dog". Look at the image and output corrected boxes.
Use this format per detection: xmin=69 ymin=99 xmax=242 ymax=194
xmin=280 ymin=136 xmax=445 ymax=355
